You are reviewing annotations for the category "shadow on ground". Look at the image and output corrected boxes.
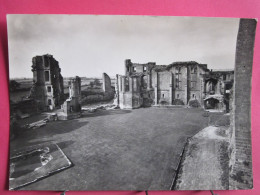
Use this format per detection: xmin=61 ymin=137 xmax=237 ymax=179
xmin=10 ymin=107 xmax=226 ymax=191
xmin=81 ymin=109 xmax=132 ymax=118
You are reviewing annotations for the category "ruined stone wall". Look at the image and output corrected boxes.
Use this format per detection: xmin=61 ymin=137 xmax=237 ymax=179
xmin=157 ymin=72 xmax=171 ymax=90
xmin=29 ymin=84 xmax=46 ymax=110
xmin=69 ymin=76 xmax=81 ymax=98
xmin=199 ymin=78 xmax=204 ymax=106
xmin=229 ymin=19 xmax=256 ymax=189
xmin=188 ymin=65 xmax=205 ymax=106
xmin=125 ymin=59 xmax=156 ymax=76
xmin=119 ymin=92 xmax=133 ymax=109
xmin=134 ymin=64 xmax=146 ymax=73
xmin=125 ymin=59 xmax=132 ymax=75
xmin=117 ymin=75 xmax=143 ymax=109
xmin=150 ymin=64 xmax=205 ymax=106
xmin=157 ymin=72 xmax=172 ymax=104
xmin=102 ymin=73 xmax=112 ymax=93
xmin=113 ymin=74 xmax=119 ymax=106
xmin=176 ymin=66 xmax=188 ymax=104
xmin=60 ymin=76 xmax=82 ymax=120
xmin=49 ymin=58 xmax=63 ymax=106
xmin=60 ymin=75 xmax=64 ymax=97
xmin=68 ymin=76 xmax=81 ymax=112
xmin=121 ymin=59 xmax=234 ymax=108
xmin=30 ymin=55 xmax=64 ymax=111
xmin=130 ymin=76 xmax=143 ymax=108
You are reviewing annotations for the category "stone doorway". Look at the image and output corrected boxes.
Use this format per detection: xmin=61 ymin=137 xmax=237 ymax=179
xmin=204 ymin=98 xmax=220 ymax=109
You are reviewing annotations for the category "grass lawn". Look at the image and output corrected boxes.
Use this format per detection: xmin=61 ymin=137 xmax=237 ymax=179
xmin=11 ymin=107 xmax=224 ymax=190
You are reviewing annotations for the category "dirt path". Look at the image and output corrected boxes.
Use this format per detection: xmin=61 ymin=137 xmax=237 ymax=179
xmin=174 ymin=115 xmax=230 ymax=190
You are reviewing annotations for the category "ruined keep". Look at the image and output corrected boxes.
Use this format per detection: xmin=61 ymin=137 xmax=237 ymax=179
xmin=115 ymin=59 xmax=234 ymax=110
xmin=29 ymin=54 xmax=64 ymax=111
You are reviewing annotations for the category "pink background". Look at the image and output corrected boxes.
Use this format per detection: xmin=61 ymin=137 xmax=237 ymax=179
xmin=0 ymin=0 xmax=259 ymax=195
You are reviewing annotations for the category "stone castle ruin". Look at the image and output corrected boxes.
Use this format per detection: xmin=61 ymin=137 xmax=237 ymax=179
xmin=101 ymin=73 xmax=114 ymax=101
xmin=204 ymin=70 xmax=234 ymax=112
xmin=29 ymin=54 xmax=64 ymax=111
xmin=28 ymin=54 xmax=115 ymax=119
xmin=102 ymin=73 xmax=112 ymax=93
xmin=115 ymin=59 xmax=234 ymax=111
xmin=27 ymin=55 xmax=233 ymax=113
xmin=28 ymin=55 xmax=82 ymax=120
xmin=61 ymin=76 xmax=82 ymax=119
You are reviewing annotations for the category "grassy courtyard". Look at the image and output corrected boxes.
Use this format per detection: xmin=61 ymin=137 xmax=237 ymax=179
xmin=11 ymin=107 xmax=224 ymax=190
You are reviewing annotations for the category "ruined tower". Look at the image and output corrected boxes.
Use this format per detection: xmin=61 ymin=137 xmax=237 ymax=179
xmin=29 ymin=54 xmax=64 ymax=111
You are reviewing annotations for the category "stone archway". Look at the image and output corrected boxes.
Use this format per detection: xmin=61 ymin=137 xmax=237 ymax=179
xmin=205 ymin=78 xmax=218 ymax=95
xmin=204 ymin=98 xmax=219 ymax=109
xmin=204 ymin=95 xmax=225 ymax=111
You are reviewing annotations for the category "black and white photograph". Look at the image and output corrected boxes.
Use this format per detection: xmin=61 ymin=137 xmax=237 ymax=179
xmin=7 ymin=15 xmax=256 ymax=191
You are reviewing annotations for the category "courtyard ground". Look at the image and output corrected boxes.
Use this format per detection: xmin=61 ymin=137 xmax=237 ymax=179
xmin=10 ymin=107 xmax=225 ymax=191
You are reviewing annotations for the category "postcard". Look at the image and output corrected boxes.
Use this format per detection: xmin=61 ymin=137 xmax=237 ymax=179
xmin=7 ymin=15 xmax=256 ymax=190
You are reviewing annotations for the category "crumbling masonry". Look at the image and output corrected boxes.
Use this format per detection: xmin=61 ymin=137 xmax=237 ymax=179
xmin=102 ymin=73 xmax=112 ymax=93
xmin=229 ymin=18 xmax=256 ymax=189
xmin=29 ymin=54 xmax=64 ymax=111
xmin=60 ymin=76 xmax=82 ymax=120
xmin=115 ymin=59 xmax=234 ymax=110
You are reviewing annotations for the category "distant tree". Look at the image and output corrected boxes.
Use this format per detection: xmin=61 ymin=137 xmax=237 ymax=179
xmin=93 ymin=79 xmax=101 ymax=86
xmin=9 ymin=80 xmax=21 ymax=92
xmin=89 ymin=81 xmax=94 ymax=88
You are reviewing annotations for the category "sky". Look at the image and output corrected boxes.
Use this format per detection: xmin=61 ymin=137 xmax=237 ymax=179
xmin=7 ymin=15 xmax=240 ymax=78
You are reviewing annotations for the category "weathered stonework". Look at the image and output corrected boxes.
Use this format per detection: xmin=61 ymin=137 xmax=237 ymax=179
xmin=117 ymin=75 xmax=143 ymax=109
xmin=68 ymin=76 xmax=82 ymax=112
xmin=229 ymin=19 xmax=256 ymax=189
xmin=60 ymin=76 xmax=82 ymax=120
xmin=102 ymin=73 xmax=112 ymax=93
xmin=29 ymin=54 xmax=64 ymax=111
xmin=113 ymin=74 xmax=120 ymax=106
xmin=116 ymin=59 xmax=234 ymax=110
